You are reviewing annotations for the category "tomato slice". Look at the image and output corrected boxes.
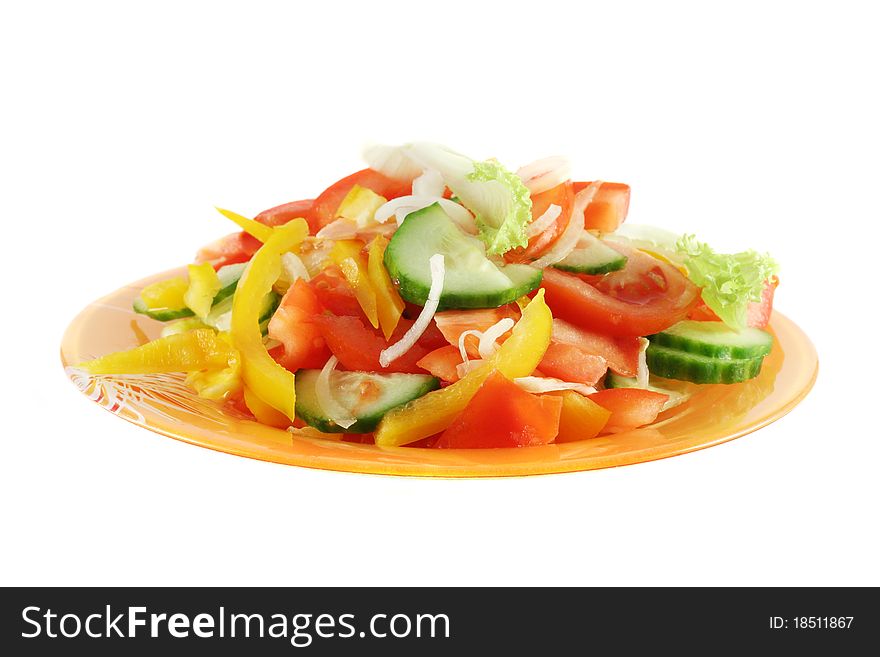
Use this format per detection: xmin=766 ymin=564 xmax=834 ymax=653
xmin=572 ymin=181 xmax=631 ymax=232
xmin=309 ymin=266 xmax=364 ymax=319
xmin=312 ymin=168 xmax=414 ymax=229
xmin=313 ymin=314 xmax=433 ymax=374
xmin=433 ymin=306 xmax=519 ymax=357
xmin=551 ymin=319 xmax=640 ymax=377
xmin=268 ymin=280 xmax=331 ymax=372
xmin=540 ymin=245 xmax=699 ymax=337
xmin=435 ymin=371 xmax=562 ymax=448
xmin=588 ymin=388 xmax=668 ymax=433
xmin=688 ymin=276 xmax=778 ymax=329
xmin=255 ymin=199 xmax=318 ymax=234
xmin=538 ymin=342 xmax=608 ymax=385
xmin=416 ymin=345 xmax=462 ymax=383
xmin=506 ymin=182 xmax=575 ymax=262
xmin=194 ymin=231 xmax=262 ymax=270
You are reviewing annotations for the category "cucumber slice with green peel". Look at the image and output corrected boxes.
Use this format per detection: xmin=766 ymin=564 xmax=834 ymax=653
xmin=604 ymin=372 xmax=691 ymax=411
xmin=133 ymin=263 xmax=248 ymax=322
xmin=295 ymin=370 xmax=440 ymax=433
xmin=553 ymin=237 xmax=628 ymax=274
xmin=645 ymin=344 xmax=764 ymax=384
xmin=650 ymin=320 xmax=773 ymax=359
xmin=384 ymin=203 xmax=542 ymax=310
xmin=132 ymin=299 xmax=195 ymax=321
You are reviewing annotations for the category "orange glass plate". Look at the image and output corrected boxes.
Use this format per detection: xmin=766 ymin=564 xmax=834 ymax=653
xmin=61 ymin=268 xmax=817 ymax=477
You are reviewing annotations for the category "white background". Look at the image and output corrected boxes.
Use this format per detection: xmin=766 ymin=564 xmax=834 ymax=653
xmin=2 ymin=1 xmax=878 ymax=586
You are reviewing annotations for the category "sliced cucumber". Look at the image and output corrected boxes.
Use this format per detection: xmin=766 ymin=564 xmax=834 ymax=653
xmin=295 ymin=370 xmax=440 ymax=433
xmin=384 ymin=203 xmax=542 ymax=310
xmin=133 ymin=263 xmax=247 ymax=321
xmin=204 ymin=290 xmax=280 ymax=334
xmin=604 ymin=373 xmax=691 ymax=411
xmin=132 ymin=298 xmax=194 ymax=321
xmin=553 ymin=235 xmax=627 ymax=274
xmin=650 ymin=320 xmax=773 ymax=359
xmin=645 ymin=344 xmax=764 ymax=384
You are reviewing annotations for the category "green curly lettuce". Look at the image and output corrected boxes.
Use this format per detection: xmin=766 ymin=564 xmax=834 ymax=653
xmin=676 ymin=235 xmax=779 ymax=330
xmin=465 ymin=160 xmax=533 ymax=255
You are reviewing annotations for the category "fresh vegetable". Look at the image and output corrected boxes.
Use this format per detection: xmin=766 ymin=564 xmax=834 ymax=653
xmin=540 ymin=246 xmax=699 ymax=337
xmin=517 ymin=182 xmax=575 ymax=260
xmin=384 ymin=203 xmax=542 ymax=309
xmin=335 ymin=184 xmax=387 ymax=227
xmin=329 ymin=239 xmax=380 ymax=329
xmin=650 ymin=320 xmax=773 ymax=360
xmin=645 ymin=344 xmax=765 ymax=384
xmin=537 ymin=342 xmax=607 ymax=386
xmin=403 ymin=143 xmax=533 ymax=256
xmin=295 ymin=369 xmax=440 ymax=433
xmin=689 ymin=276 xmax=778 ymax=329
xmin=268 ymin=279 xmax=331 ymax=372
xmin=373 ymin=290 xmax=552 ymax=447
xmin=78 ymin=328 xmax=238 ymax=376
xmin=676 ymin=235 xmax=779 ymax=330
xmin=554 ymin=391 xmax=611 ymax=442
xmin=214 ymin=207 xmax=274 ymax=243
xmin=184 ymin=262 xmax=222 ymax=319
xmin=553 ymin=234 xmax=628 ymax=274
xmin=313 ymin=168 xmax=414 ymax=229
xmin=255 ymin=199 xmax=316 ymax=228
xmin=243 ymin=385 xmax=291 ymax=429
xmin=195 ymin=231 xmax=261 ymax=269
xmin=133 ymin=277 xmax=192 ymax=321
xmin=604 ymin=373 xmax=692 ymax=411
xmin=367 ymin=235 xmax=406 ymax=340
xmin=416 ymin=345 xmax=463 ymax=383
xmin=573 ymin=181 xmax=631 ymax=232
xmin=231 ymin=219 xmax=309 ymax=421
xmin=588 ymin=388 xmax=669 ymax=433
xmin=434 ymin=371 xmax=562 ymax=448
xmin=551 ymin=319 xmax=641 ymax=377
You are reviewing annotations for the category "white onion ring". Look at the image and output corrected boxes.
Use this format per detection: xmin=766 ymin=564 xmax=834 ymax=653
xmin=513 ymin=376 xmax=596 ymax=396
xmin=315 ymin=356 xmax=356 ymax=429
xmin=517 ymin=156 xmax=572 ymax=195
xmin=529 ymin=181 xmax=603 ymax=269
xmin=527 ymin=203 xmax=562 ymax=238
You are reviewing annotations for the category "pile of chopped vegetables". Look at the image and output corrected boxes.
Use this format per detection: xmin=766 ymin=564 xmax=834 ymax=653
xmin=79 ymin=143 xmax=780 ymax=448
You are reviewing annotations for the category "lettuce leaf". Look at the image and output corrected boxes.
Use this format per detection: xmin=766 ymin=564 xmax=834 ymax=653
xmin=404 ymin=143 xmax=532 ymax=255
xmin=676 ymin=235 xmax=779 ymax=330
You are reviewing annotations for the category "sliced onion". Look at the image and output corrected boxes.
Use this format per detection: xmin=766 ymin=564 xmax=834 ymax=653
xmin=517 ymin=156 xmax=572 ymax=195
xmin=456 ymin=359 xmax=485 ymax=379
xmin=527 ymin=203 xmax=562 ymax=238
xmin=513 ymin=376 xmax=597 ymax=396
xmin=315 ymin=356 xmax=357 ymax=429
xmin=316 ymin=218 xmax=359 ymax=240
xmin=374 ymin=195 xmax=477 ymax=234
xmin=529 ymin=181 xmax=603 ymax=269
xmin=363 ymin=143 xmax=423 ymax=180
xmin=280 ymin=252 xmax=310 ymax=283
xmin=380 ymin=254 xmax=445 ymax=368
xmin=636 ymin=338 xmax=650 ymax=389
xmin=478 ymin=317 xmax=514 ymax=359
xmin=458 ymin=329 xmax=482 ymax=364
xmin=412 ymin=168 xmax=445 ymax=197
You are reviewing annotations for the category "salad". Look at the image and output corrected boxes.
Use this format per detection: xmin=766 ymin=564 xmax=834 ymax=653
xmin=78 ymin=143 xmax=780 ymax=449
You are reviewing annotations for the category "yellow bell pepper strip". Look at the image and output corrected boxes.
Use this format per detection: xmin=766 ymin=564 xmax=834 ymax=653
xmin=160 ymin=316 xmax=209 ymax=338
xmin=367 ymin=236 xmax=405 ymax=340
xmin=553 ymin=390 xmax=611 ymax=443
xmin=330 ymin=240 xmax=380 ymax=329
xmin=335 ymin=184 xmax=387 ymax=226
xmin=139 ymin=276 xmax=189 ymax=311
xmin=78 ymin=328 xmax=238 ymax=375
xmin=185 ymin=332 xmax=242 ymax=400
xmin=243 ymin=385 xmax=291 ymax=429
xmin=374 ymin=289 xmax=553 ymax=447
xmin=184 ymin=262 xmax=222 ymax=319
xmin=231 ymin=218 xmax=309 ymax=421
xmin=214 ymin=206 xmax=274 ymax=243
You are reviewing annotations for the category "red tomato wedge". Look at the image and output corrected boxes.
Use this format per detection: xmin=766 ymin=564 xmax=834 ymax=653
xmin=433 ymin=306 xmax=519 ymax=357
xmin=309 ymin=266 xmax=364 ymax=319
xmin=312 ymin=168 xmax=414 ymax=229
xmin=435 ymin=371 xmax=563 ymax=448
xmin=551 ymin=319 xmax=641 ymax=377
xmin=688 ymin=276 xmax=779 ymax=329
xmin=313 ymin=314 xmax=432 ymax=374
xmin=194 ymin=231 xmax=261 ymax=270
xmin=540 ymin=245 xmax=699 ymax=337
xmin=507 ymin=182 xmax=575 ymax=262
xmin=255 ymin=199 xmax=318 ymax=234
xmin=416 ymin=345 xmax=463 ymax=383
xmin=538 ymin=342 xmax=608 ymax=386
xmin=268 ymin=280 xmax=331 ymax=372
xmin=572 ymin=181 xmax=631 ymax=232
xmin=589 ymin=388 xmax=669 ymax=433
